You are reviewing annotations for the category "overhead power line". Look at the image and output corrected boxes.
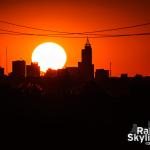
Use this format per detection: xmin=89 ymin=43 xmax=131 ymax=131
xmin=0 ymin=30 xmax=150 ymax=38
xmin=0 ymin=20 xmax=150 ymax=38
xmin=0 ymin=20 xmax=74 ymax=34
xmin=0 ymin=28 xmax=109 ymax=36
xmin=83 ymin=22 xmax=150 ymax=33
xmin=0 ymin=20 xmax=150 ymax=34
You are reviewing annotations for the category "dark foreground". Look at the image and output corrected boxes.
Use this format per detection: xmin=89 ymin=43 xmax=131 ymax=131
xmin=0 ymin=76 xmax=149 ymax=148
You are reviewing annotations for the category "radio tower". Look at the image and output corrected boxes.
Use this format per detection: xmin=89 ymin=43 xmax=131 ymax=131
xmin=6 ymin=47 xmax=8 ymax=75
xmin=109 ymin=61 xmax=112 ymax=77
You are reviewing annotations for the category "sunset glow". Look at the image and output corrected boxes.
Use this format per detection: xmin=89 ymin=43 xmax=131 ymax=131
xmin=0 ymin=0 xmax=150 ymax=76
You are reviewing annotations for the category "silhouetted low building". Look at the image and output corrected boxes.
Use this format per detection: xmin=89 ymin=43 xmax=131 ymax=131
xmin=134 ymin=74 xmax=143 ymax=80
xmin=134 ymin=74 xmax=143 ymax=78
xmin=66 ymin=67 xmax=79 ymax=79
xmin=95 ymin=69 xmax=109 ymax=81
xmin=57 ymin=68 xmax=70 ymax=79
xmin=12 ymin=60 xmax=26 ymax=78
xmin=44 ymin=68 xmax=57 ymax=78
xmin=0 ymin=67 xmax=4 ymax=77
xmin=26 ymin=62 xmax=40 ymax=77
xmin=121 ymin=73 xmax=128 ymax=79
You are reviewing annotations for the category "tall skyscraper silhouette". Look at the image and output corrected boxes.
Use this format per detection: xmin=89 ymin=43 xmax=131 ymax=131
xmin=78 ymin=38 xmax=94 ymax=81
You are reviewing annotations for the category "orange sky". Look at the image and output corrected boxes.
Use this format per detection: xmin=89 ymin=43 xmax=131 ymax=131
xmin=0 ymin=0 xmax=150 ymax=76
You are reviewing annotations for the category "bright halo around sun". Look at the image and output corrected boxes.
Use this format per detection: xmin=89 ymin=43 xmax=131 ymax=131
xmin=32 ymin=42 xmax=67 ymax=72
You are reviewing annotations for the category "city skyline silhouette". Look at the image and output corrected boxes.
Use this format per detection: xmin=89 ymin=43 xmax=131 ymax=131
xmin=0 ymin=38 xmax=149 ymax=79
xmin=0 ymin=0 xmax=150 ymax=148
xmin=0 ymin=0 xmax=150 ymax=76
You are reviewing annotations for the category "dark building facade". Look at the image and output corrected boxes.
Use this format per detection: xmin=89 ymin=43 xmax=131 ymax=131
xmin=12 ymin=60 xmax=26 ymax=77
xmin=45 ymin=67 xmax=79 ymax=79
xmin=26 ymin=62 xmax=40 ymax=77
xmin=65 ymin=67 xmax=79 ymax=79
xmin=121 ymin=73 xmax=128 ymax=79
xmin=0 ymin=67 xmax=4 ymax=77
xmin=44 ymin=68 xmax=57 ymax=78
xmin=95 ymin=69 xmax=109 ymax=81
xmin=78 ymin=38 xmax=94 ymax=81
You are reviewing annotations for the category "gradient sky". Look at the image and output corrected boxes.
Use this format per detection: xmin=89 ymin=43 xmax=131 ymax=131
xmin=0 ymin=0 xmax=150 ymax=76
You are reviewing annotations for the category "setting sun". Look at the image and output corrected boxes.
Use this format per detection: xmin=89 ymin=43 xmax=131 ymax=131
xmin=32 ymin=42 xmax=67 ymax=72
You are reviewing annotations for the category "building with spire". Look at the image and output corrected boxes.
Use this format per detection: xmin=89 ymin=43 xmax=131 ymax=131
xmin=78 ymin=38 xmax=94 ymax=81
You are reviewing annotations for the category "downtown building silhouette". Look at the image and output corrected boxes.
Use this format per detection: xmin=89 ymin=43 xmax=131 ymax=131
xmin=95 ymin=69 xmax=109 ymax=81
xmin=0 ymin=67 xmax=4 ymax=77
xmin=78 ymin=38 xmax=94 ymax=81
xmin=44 ymin=38 xmax=95 ymax=80
xmin=9 ymin=39 xmax=112 ymax=81
xmin=26 ymin=62 xmax=40 ymax=77
xmin=12 ymin=60 xmax=26 ymax=78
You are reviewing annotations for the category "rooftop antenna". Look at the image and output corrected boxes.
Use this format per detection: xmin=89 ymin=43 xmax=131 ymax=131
xmin=110 ymin=61 xmax=112 ymax=77
xmin=6 ymin=47 xmax=8 ymax=75
xmin=86 ymin=37 xmax=90 ymax=46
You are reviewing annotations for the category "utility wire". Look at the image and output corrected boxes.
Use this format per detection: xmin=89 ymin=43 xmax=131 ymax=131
xmin=0 ymin=20 xmax=74 ymax=34
xmin=0 ymin=20 xmax=150 ymax=38
xmin=82 ymin=22 xmax=150 ymax=33
xmin=0 ymin=20 xmax=150 ymax=34
xmin=0 ymin=30 xmax=150 ymax=38
xmin=0 ymin=28 xmax=106 ymax=36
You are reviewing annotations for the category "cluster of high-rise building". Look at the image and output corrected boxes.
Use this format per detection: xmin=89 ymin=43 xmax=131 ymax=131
xmin=0 ymin=39 xmax=110 ymax=80
xmin=9 ymin=61 xmax=40 ymax=78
